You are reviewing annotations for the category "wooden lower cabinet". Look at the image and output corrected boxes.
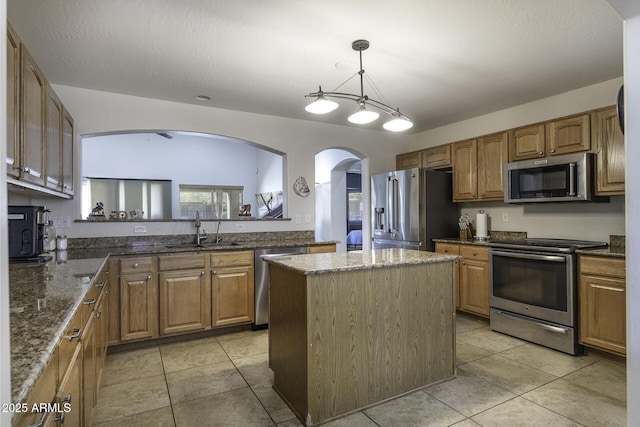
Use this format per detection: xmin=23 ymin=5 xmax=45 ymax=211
xmin=435 ymin=242 xmax=460 ymax=309
xmin=436 ymin=243 xmax=489 ymax=317
xmin=307 ymin=244 xmax=336 ymax=254
xmin=159 ymin=268 xmax=211 ymax=335
xmin=211 ymin=251 xmax=254 ymax=326
xmin=82 ymin=313 xmax=97 ymax=426
xmin=12 ymin=350 xmax=58 ymax=427
xmin=55 ymin=344 xmax=82 ymax=427
xmin=119 ymin=256 xmax=158 ymax=341
xmin=579 ymin=255 xmax=626 ymax=356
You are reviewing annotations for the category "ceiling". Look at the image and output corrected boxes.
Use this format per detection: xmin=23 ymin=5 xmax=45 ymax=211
xmin=7 ymin=0 xmax=623 ymax=134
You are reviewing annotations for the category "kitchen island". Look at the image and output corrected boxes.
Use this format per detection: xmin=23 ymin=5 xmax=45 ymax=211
xmin=266 ymin=249 xmax=458 ymax=426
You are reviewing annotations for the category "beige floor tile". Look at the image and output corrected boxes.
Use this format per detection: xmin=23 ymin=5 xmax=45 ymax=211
xmin=94 ymin=406 xmax=175 ymax=427
xmin=364 ymin=390 xmax=465 ymax=427
xmin=234 ymin=352 xmax=273 ymax=385
xmin=457 ymin=328 xmax=526 ymax=353
xmin=563 ymin=359 xmax=627 ymax=402
xmin=166 ymin=359 xmax=247 ymax=404
xmin=251 ymin=382 xmax=297 ymax=423
xmin=471 ymin=396 xmax=581 ymax=426
xmin=450 ymin=420 xmax=482 ymax=426
xmin=499 ymin=343 xmax=599 ymax=377
xmin=456 ymin=314 xmax=489 ymax=333
xmin=219 ymin=332 xmax=269 ymax=360
xmin=323 ymin=412 xmax=378 ymax=426
xmin=460 ymin=354 xmax=557 ymax=395
xmin=94 ymin=374 xmax=170 ymax=424
xmin=425 ymin=369 xmax=516 ymax=417
xmin=276 ymin=419 xmax=304 ymax=426
xmin=160 ymin=336 xmax=229 ymax=372
xmin=457 ymin=339 xmax=492 ymax=365
xmin=172 ymin=386 xmax=274 ymax=426
xmin=216 ymin=328 xmax=268 ymax=344
xmin=100 ymin=347 xmax=164 ymax=387
xmin=523 ymin=378 xmax=627 ymax=427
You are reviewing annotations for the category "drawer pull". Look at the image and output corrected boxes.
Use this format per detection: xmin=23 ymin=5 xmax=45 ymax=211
xmin=67 ymin=328 xmax=81 ymax=341
xmin=61 ymin=393 xmax=72 ymax=404
xmin=52 ymin=412 xmax=65 ymax=423
xmin=29 ymin=412 xmax=47 ymax=426
xmin=591 ymin=284 xmax=624 ymax=292
xmin=95 ymin=310 xmax=102 ymax=319
xmin=95 ymin=281 xmax=106 ymax=288
xmin=133 ymin=262 xmax=139 ymax=268
xmin=83 ymin=298 xmax=96 ymax=306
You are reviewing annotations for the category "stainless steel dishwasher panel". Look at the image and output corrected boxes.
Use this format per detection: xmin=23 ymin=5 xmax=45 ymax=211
xmin=253 ymin=246 xmax=307 ymax=329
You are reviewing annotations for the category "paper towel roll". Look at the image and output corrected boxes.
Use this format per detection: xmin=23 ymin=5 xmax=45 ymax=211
xmin=476 ymin=211 xmax=488 ymax=240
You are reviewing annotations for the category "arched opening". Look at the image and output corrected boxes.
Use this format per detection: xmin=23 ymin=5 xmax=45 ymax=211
xmin=314 ymin=148 xmax=369 ymax=253
xmin=81 ymin=130 xmax=286 ymax=220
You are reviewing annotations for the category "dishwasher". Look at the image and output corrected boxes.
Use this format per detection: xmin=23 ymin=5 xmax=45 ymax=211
xmin=253 ymin=246 xmax=307 ymax=329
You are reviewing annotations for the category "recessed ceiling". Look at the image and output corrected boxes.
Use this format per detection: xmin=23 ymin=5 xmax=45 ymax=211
xmin=7 ymin=0 xmax=623 ymax=134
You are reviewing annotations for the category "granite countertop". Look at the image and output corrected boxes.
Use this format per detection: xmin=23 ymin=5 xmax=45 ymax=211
xmin=9 ymin=256 xmax=107 ymax=403
xmin=432 ymin=238 xmax=492 ymax=246
xmin=9 ymin=236 xmax=337 ymax=403
xmin=576 ymin=246 xmax=626 ymax=259
xmin=264 ymin=248 xmax=459 ymax=275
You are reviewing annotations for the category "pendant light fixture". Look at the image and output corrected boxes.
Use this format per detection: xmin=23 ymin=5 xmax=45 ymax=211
xmin=304 ymin=39 xmax=413 ymax=132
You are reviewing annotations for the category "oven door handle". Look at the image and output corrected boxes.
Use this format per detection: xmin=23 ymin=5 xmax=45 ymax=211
xmin=494 ymin=310 xmax=568 ymax=334
xmin=491 ymin=250 xmax=566 ymax=263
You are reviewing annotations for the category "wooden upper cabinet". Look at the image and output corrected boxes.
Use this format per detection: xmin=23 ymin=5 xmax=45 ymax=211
xmin=45 ymin=85 xmax=63 ymax=191
xmin=21 ymin=46 xmax=47 ymax=186
xmin=546 ymin=113 xmax=591 ymax=156
xmin=422 ymin=144 xmax=452 ymax=169
xmin=396 ymin=151 xmax=422 ymax=170
xmin=452 ymin=139 xmax=477 ymax=201
xmin=508 ymin=124 xmax=545 ymax=161
xmin=7 ymin=24 xmax=21 ymax=178
xmin=62 ymin=108 xmax=75 ymax=195
xmin=477 ymin=132 xmax=508 ymax=200
xmin=593 ymin=106 xmax=624 ymax=195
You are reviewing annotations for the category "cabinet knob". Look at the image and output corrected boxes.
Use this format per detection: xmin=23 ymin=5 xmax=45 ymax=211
xmin=201 ymin=271 xmax=206 ymax=276
xmin=538 ymin=152 xmax=543 ymax=156
xmin=472 ymin=252 xmax=477 ymax=256
xmin=551 ymin=149 xmax=556 ymax=153
xmin=146 ymin=275 xmax=152 ymax=280
xmin=444 ymin=249 xmax=449 ymax=253
xmin=472 ymin=193 xmax=477 ymax=198
xmin=133 ymin=263 xmax=139 ymax=268
xmin=212 ymin=270 xmax=217 ymax=275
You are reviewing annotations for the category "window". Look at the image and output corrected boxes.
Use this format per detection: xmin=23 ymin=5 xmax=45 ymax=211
xmin=179 ymin=185 xmax=243 ymax=219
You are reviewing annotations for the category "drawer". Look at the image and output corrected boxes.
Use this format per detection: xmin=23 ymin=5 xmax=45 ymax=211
xmin=58 ymin=309 xmax=82 ymax=384
xmin=460 ymin=245 xmax=489 ymax=261
xmin=211 ymin=250 xmax=253 ymax=267
xmin=158 ymin=253 xmax=206 ymax=271
xmin=119 ymin=256 xmax=154 ymax=274
xmin=579 ymin=255 xmax=626 ymax=279
xmin=435 ymin=242 xmax=460 ymax=255
xmin=13 ymin=348 xmax=58 ymax=427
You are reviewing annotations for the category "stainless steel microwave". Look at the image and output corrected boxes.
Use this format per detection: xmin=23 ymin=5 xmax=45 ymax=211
xmin=504 ymin=152 xmax=593 ymax=203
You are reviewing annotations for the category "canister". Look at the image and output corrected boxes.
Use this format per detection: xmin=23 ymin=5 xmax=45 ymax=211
xmin=56 ymin=235 xmax=68 ymax=250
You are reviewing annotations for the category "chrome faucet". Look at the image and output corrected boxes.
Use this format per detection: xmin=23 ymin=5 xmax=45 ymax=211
xmin=195 ymin=211 xmax=207 ymax=246
xmin=214 ymin=219 xmax=223 ymax=244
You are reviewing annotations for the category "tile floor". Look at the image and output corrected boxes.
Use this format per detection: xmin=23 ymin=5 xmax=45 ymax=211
xmin=94 ymin=313 xmax=627 ymax=426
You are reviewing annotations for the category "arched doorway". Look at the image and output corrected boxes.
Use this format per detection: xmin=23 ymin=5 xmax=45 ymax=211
xmin=315 ymin=148 xmax=369 ymax=253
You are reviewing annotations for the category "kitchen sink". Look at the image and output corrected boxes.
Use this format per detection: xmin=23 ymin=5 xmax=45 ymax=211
xmin=164 ymin=242 xmax=241 ymax=249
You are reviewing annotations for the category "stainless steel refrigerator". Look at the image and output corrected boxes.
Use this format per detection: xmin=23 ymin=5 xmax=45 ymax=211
xmin=371 ymin=168 xmax=459 ymax=251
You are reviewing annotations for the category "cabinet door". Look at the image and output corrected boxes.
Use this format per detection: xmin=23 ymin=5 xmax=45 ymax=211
xmin=20 ymin=46 xmax=47 ymax=186
xmin=56 ymin=344 xmax=82 ymax=427
xmin=546 ymin=113 xmax=590 ymax=156
xmin=159 ymin=268 xmax=210 ymax=335
xmin=95 ymin=288 xmax=109 ymax=388
xmin=82 ymin=314 xmax=96 ymax=427
xmin=593 ymin=107 xmax=625 ymax=195
xmin=120 ymin=272 xmax=158 ymax=341
xmin=508 ymin=124 xmax=545 ymax=161
xmin=7 ymin=24 xmax=21 ymax=178
xmin=45 ymin=85 xmax=63 ymax=191
xmin=459 ymin=258 xmax=490 ymax=317
xmin=477 ymin=132 xmax=508 ymax=200
xmin=452 ymin=139 xmax=477 ymax=201
xmin=422 ymin=145 xmax=452 ymax=169
xmin=579 ymin=274 xmax=626 ymax=355
xmin=61 ymin=109 xmax=74 ymax=195
xmin=212 ymin=265 xmax=254 ymax=326
xmin=435 ymin=243 xmax=460 ymax=309
xmin=396 ymin=151 xmax=422 ymax=170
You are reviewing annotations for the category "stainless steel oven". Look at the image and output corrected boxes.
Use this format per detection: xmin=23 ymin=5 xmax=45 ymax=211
xmin=489 ymin=239 xmax=607 ymax=355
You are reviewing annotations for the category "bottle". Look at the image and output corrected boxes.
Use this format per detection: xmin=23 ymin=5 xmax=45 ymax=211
xmin=56 ymin=235 xmax=68 ymax=251
xmin=46 ymin=220 xmax=57 ymax=252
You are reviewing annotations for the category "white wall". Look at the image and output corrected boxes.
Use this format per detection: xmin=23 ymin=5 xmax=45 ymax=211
xmin=256 ymin=149 xmax=283 ymax=194
xmin=23 ymin=85 xmax=407 ymax=238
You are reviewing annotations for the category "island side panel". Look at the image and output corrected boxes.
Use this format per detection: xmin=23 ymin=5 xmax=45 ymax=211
xmin=307 ymin=270 xmax=370 ymax=423
xmin=306 ymin=261 xmax=455 ymax=423
xmin=269 ymin=265 xmax=309 ymax=420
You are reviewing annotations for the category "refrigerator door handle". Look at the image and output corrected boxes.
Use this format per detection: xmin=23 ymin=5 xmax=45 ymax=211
xmin=388 ymin=176 xmax=399 ymax=234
